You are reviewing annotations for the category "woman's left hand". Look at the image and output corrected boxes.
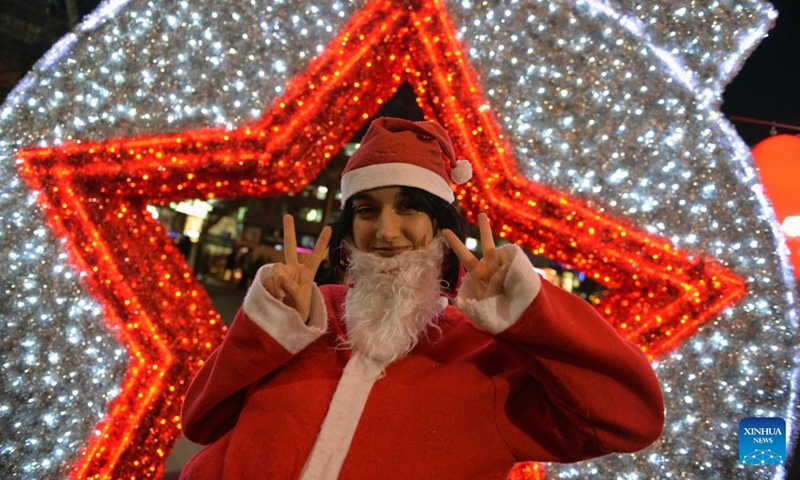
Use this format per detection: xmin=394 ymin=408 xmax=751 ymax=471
xmin=442 ymin=213 xmax=509 ymax=300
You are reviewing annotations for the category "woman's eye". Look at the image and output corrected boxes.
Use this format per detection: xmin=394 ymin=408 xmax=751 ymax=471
xmin=354 ymin=206 xmax=378 ymax=218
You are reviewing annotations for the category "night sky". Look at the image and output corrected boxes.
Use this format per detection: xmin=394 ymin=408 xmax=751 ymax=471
xmin=722 ymin=0 xmax=800 ymax=146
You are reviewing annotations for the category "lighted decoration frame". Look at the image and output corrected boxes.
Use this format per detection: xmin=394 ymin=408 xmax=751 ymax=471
xmin=15 ymin=0 xmax=748 ymax=478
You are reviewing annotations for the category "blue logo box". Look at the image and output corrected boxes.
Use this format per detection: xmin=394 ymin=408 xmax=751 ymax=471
xmin=739 ymin=417 xmax=786 ymax=465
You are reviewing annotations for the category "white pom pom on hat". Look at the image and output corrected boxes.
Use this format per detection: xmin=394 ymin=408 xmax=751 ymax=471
xmin=340 ymin=117 xmax=473 ymax=205
xmin=451 ymin=159 xmax=472 ymax=184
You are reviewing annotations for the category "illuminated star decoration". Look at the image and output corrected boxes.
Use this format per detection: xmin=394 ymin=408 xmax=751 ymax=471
xmin=16 ymin=0 xmax=750 ymax=474
xmin=1 ymin=1 xmax=796 ymax=480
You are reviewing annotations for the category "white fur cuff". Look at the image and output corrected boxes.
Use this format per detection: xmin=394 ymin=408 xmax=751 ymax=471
xmin=455 ymin=244 xmax=541 ymax=334
xmin=243 ymin=264 xmax=328 ymax=353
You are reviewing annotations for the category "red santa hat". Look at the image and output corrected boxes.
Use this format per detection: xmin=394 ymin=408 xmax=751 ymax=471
xmin=340 ymin=117 xmax=472 ymax=205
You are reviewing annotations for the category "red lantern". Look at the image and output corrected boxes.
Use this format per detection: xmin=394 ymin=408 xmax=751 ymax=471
xmin=752 ymin=134 xmax=800 ymax=281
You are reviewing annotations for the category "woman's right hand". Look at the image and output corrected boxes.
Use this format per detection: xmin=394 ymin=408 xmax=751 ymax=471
xmin=263 ymin=214 xmax=332 ymax=323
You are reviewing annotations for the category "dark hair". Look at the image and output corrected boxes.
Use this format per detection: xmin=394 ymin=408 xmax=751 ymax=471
xmin=326 ymin=186 xmax=468 ymax=294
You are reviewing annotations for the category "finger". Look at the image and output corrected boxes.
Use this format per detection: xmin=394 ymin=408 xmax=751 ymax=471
xmin=485 ymin=262 xmax=509 ymax=298
xmin=271 ymin=263 xmax=288 ymax=295
xmin=478 ymin=213 xmax=496 ymax=263
xmin=283 ymin=214 xmax=299 ymax=264
xmin=276 ymin=274 xmax=302 ymax=300
xmin=272 ymin=262 xmax=285 ymax=276
xmin=263 ymin=276 xmax=276 ymax=296
xmin=275 ymin=275 xmax=310 ymax=321
xmin=264 ymin=276 xmax=285 ymax=301
xmin=303 ymin=226 xmax=332 ymax=274
xmin=442 ymin=229 xmax=480 ymax=271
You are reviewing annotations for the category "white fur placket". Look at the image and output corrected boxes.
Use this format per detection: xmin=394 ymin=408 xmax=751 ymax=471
xmin=298 ymin=352 xmax=386 ymax=480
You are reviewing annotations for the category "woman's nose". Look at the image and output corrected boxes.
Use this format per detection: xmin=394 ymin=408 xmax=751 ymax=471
xmin=376 ymin=209 xmax=401 ymax=241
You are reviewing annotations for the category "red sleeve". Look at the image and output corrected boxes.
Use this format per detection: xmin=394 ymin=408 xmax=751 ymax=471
xmin=180 ymin=307 xmax=293 ymax=444
xmin=491 ymin=278 xmax=665 ymax=462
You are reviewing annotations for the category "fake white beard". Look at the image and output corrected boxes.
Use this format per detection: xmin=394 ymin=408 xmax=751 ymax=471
xmin=342 ymin=237 xmax=446 ymax=365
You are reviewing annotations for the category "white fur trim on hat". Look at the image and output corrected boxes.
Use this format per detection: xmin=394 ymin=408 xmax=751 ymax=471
xmin=341 ymin=162 xmax=455 ymax=206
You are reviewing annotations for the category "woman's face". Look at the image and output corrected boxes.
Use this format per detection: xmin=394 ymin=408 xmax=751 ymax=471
xmin=351 ymin=187 xmax=435 ymax=257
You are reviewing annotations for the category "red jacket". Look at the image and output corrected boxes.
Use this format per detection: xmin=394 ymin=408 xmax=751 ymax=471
xmin=181 ymin=248 xmax=664 ymax=479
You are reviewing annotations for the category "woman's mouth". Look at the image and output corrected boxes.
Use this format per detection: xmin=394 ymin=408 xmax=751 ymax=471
xmin=373 ymin=247 xmax=410 ymax=257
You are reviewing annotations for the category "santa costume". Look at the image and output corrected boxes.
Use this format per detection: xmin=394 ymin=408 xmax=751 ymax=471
xmin=179 ymin=117 xmax=665 ymax=479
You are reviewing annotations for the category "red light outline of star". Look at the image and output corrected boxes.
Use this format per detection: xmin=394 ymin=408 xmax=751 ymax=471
xmin=16 ymin=0 xmax=747 ymax=478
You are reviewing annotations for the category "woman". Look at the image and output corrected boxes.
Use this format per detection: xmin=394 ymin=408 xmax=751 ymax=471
xmin=180 ymin=117 xmax=664 ymax=479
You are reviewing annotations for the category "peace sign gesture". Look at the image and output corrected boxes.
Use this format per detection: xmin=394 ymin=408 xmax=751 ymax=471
xmin=442 ymin=213 xmax=510 ymax=300
xmin=263 ymin=214 xmax=332 ymax=322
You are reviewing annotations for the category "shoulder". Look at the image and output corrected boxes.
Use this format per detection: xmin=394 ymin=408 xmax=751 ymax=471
xmin=319 ymin=283 xmax=347 ymax=317
xmin=319 ymin=283 xmax=347 ymax=298
xmin=441 ymin=303 xmax=471 ymax=327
